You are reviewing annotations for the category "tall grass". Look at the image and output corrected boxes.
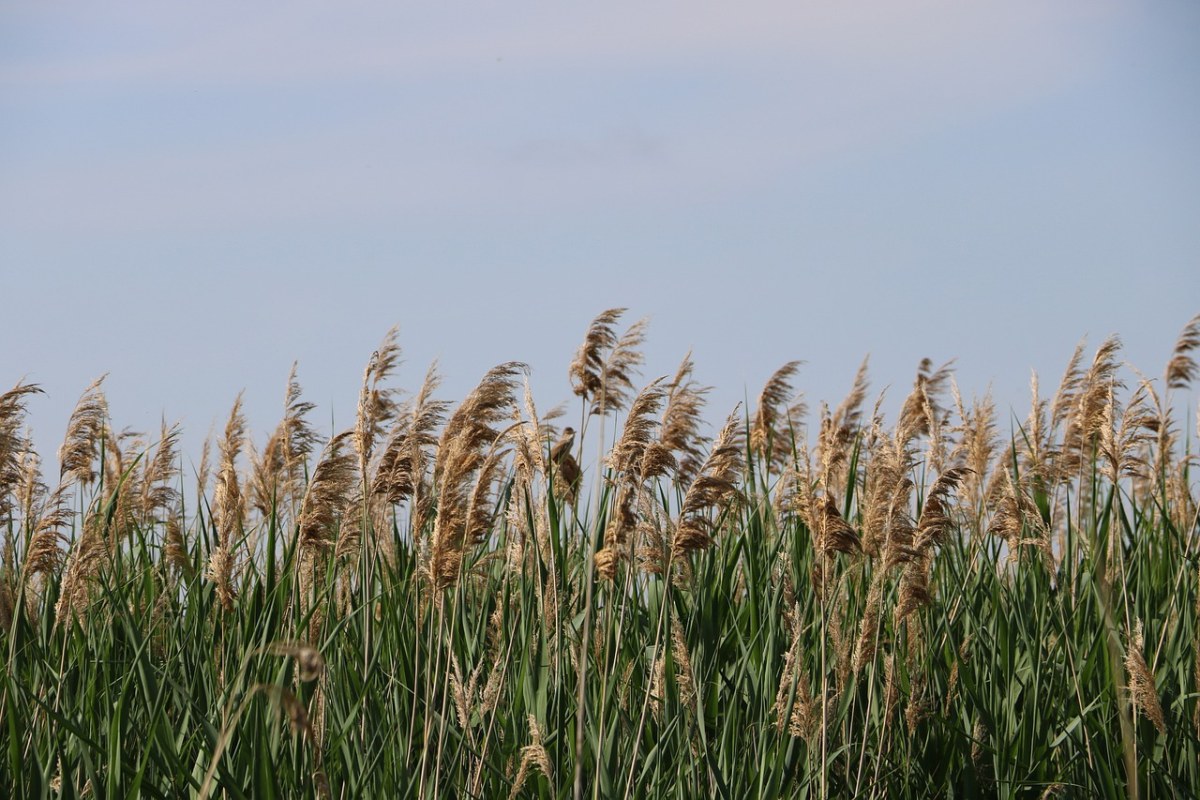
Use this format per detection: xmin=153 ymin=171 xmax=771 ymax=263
xmin=1 ymin=311 xmax=1198 ymax=799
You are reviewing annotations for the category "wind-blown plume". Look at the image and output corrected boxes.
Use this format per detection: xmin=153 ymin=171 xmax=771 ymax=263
xmin=817 ymin=357 xmax=869 ymax=491
xmin=139 ymin=419 xmax=181 ymax=524
xmin=58 ymin=375 xmax=108 ymax=486
xmin=608 ymin=379 xmax=666 ymax=479
xmin=206 ymin=394 xmax=246 ymax=612
xmin=298 ymin=431 xmax=359 ymax=558
xmin=355 ymin=326 xmax=403 ymax=479
xmin=569 ymin=308 xmax=624 ymax=405
xmin=1060 ymin=336 xmax=1122 ymax=476
xmin=372 ymin=362 xmax=448 ymax=540
xmin=752 ymin=361 xmax=804 ymax=470
xmin=644 ymin=352 xmax=709 ymax=483
xmin=0 ymin=382 xmax=43 ymax=521
xmin=673 ymin=406 xmax=745 ymax=556
xmin=568 ymin=309 xmax=647 ymax=416
xmin=21 ymin=482 xmax=72 ymax=590
xmin=430 ymin=363 xmax=525 ymax=589
xmin=1165 ymin=313 xmax=1200 ymax=390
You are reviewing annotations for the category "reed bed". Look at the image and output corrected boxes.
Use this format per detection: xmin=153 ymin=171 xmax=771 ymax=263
xmin=1 ymin=310 xmax=1199 ymax=799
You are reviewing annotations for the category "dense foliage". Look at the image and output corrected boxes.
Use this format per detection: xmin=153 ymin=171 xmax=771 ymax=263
xmin=2 ymin=312 xmax=1198 ymax=799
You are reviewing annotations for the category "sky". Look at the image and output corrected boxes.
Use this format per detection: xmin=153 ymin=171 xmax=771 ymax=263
xmin=2 ymin=1 xmax=1199 ymax=471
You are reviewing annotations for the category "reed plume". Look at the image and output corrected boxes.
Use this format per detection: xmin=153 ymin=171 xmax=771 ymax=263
xmin=58 ymin=375 xmax=108 ymax=485
xmin=373 ymin=362 xmax=448 ymax=544
xmin=751 ymin=361 xmax=804 ymax=471
xmin=1125 ymin=620 xmax=1166 ymax=734
xmin=355 ymin=326 xmax=403 ymax=479
xmin=568 ymin=308 xmax=647 ymax=416
xmin=139 ymin=419 xmax=181 ymax=524
xmin=430 ymin=362 xmax=524 ymax=589
xmin=0 ymin=381 xmax=43 ymax=521
xmin=673 ymin=406 xmax=744 ymax=556
xmin=1165 ymin=312 xmax=1200 ymax=390
xmin=817 ymin=357 xmax=869 ymax=491
xmin=644 ymin=352 xmax=709 ymax=483
xmin=569 ymin=308 xmax=624 ymax=407
xmin=206 ymin=394 xmax=246 ymax=612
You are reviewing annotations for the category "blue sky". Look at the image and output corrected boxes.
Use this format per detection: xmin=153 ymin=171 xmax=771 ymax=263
xmin=2 ymin=1 xmax=1198 ymax=466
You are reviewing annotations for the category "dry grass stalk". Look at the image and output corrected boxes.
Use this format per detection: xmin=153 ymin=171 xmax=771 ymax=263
xmin=1125 ymin=620 xmax=1166 ymax=734
xmin=569 ymin=308 xmax=624 ymax=403
xmin=58 ymin=376 xmax=108 ymax=486
xmin=893 ymin=468 xmax=968 ymax=620
xmin=896 ymin=359 xmax=954 ymax=447
xmin=988 ymin=472 xmax=1052 ymax=570
xmin=950 ymin=385 xmax=997 ymax=516
xmin=608 ymin=378 xmax=666 ymax=479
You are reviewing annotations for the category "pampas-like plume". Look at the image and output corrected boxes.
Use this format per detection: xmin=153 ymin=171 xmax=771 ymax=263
xmin=643 ymin=352 xmax=709 ymax=483
xmin=58 ymin=375 xmax=108 ymax=485
xmin=608 ymin=379 xmax=666 ymax=480
xmin=914 ymin=467 xmax=971 ymax=549
xmin=817 ymin=357 xmax=869 ymax=490
xmin=1049 ymin=339 xmax=1087 ymax=437
xmin=21 ymin=482 xmax=72 ymax=589
xmin=751 ymin=361 xmax=804 ymax=470
xmin=817 ymin=495 xmax=861 ymax=556
xmin=430 ymin=363 xmax=525 ymax=590
xmin=1060 ymin=336 xmax=1123 ymax=477
xmin=280 ymin=362 xmax=321 ymax=491
xmin=297 ymin=432 xmax=357 ymax=634
xmin=896 ymin=358 xmax=954 ymax=448
xmin=568 ymin=308 xmax=647 ymax=415
xmin=569 ymin=308 xmax=624 ymax=405
xmin=894 ymin=468 xmax=969 ymax=620
xmin=1125 ymin=620 xmax=1167 ymax=734
xmin=0 ymin=382 xmax=43 ymax=521
xmin=139 ymin=419 xmax=181 ymax=524
xmin=206 ymin=394 xmax=246 ymax=612
xmin=373 ymin=363 xmax=449 ymax=542
xmin=508 ymin=714 xmax=553 ymax=800
xmin=673 ymin=406 xmax=744 ymax=556
xmin=298 ymin=431 xmax=358 ymax=558
xmin=252 ymin=363 xmax=322 ymax=518
xmin=950 ymin=386 xmax=997 ymax=516
xmin=355 ymin=326 xmax=403 ymax=478
xmin=1165 ymin=313 xmax=1200 ymax=390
